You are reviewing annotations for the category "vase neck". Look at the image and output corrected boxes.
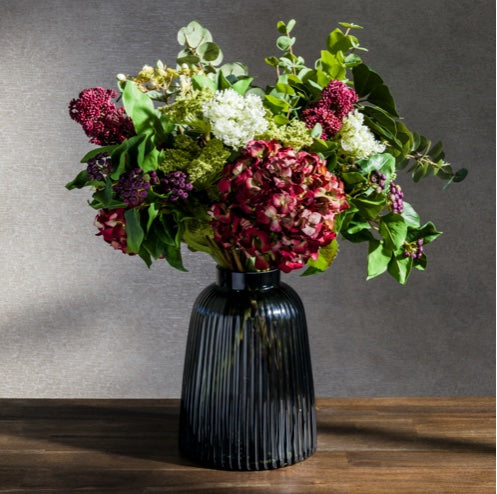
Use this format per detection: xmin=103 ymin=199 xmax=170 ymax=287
xmin=216 ymin=266 xmax=281 ymax=291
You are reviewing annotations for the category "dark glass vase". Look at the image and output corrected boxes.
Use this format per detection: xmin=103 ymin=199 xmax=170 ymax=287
xmin=179 ymin=266 xmax=316 ymax=470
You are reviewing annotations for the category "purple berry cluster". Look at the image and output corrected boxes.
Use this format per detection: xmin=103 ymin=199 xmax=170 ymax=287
xmin=162 ymin=171 xmax=193 ymax=202
xmin=404 ymin=238 xmax=424 ymax=259
xmin=114 ymin=168 xmax=159 ymax=207
xmin=86 ymin=153 xmax=113 ymax=181
xmin=370 ymin=170 xmax=387 ymax=193
xmin=389 ymin=181 xmax=404 ymax=214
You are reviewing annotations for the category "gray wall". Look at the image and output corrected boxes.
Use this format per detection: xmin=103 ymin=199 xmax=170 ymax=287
xmin=0 ymin=0 xmax=494 ymax=398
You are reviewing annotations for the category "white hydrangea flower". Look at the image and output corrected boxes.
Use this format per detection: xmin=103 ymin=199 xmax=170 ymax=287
xmin=202 ymin=89 xmax=268 ymax=149
xmin=338 ymin=110 xmax=386 ymax=159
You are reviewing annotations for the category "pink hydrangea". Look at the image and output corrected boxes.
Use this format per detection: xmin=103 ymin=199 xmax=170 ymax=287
xmin=303 ymin=80 xmax=358 ymax=139
xmin=210 ymin=140 xmax=349 ymax=273
xmin=94 ymin=208 xmax=129 ymax=253
xmin=69 ymin=87 xmax=135 ymax=145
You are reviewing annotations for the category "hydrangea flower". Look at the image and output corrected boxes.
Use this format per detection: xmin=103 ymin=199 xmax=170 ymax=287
xmin=210 ymin=139 xmax=349 ymax=272
xmin=338 ymin=110 xmax=386 ymax=159
xmin=201 ymin=89 xmax=268 ymax=148
xmin=94 ymin=208 xmax=129 ymax=253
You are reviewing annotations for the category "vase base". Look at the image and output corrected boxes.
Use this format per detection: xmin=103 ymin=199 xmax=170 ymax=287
xmin=179 ymin=444 xmax=317 ymax=471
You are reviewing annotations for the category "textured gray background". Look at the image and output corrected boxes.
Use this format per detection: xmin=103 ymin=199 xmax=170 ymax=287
xmin=0 ymin=0 xmax=494 ymax=398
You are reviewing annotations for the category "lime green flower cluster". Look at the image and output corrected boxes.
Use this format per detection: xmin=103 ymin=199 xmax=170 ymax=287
xmin=160 ymin=89 xmax=213 ymax=132
xmin=258 ymin=119 xmax=313 ymax=151
xmin=160 ymin=135 xmax=231 ymax=189
xmin=125 ymin=61 xmax=178 ymax=94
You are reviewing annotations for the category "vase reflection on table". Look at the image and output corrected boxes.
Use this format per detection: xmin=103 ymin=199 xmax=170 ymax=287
xmin=179 ymin=267 xmax=316 ymax=470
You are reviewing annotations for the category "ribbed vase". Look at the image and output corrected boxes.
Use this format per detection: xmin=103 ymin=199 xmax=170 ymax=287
xmin=179 ymin=266 xmax=316 ymax=470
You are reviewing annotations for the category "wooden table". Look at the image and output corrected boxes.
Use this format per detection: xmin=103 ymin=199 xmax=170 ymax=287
xmin=0 ymin=398 xmax=494 ymax=493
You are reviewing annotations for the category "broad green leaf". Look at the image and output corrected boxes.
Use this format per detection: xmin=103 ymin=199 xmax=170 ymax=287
xmin=65 ymin=169 xmax=89 ymax=190
xmin=367 ymin=239 xmax=392 ymax=280
xmin=400 ymin=202 xmax=421 ymax=228
xmin=350 ymin=192 xmax=386 ymax=219
xmin=122 ymin=82 xmax=157 ymax=135
xmin=357 ymin=153 xmax=396 ymax=179
xmin=352 ymin=64 xmax=399 ymax=117
xmin=110 ymin=134 xmax=148 ymax=180
xmin=379 ymin=213 xmax=407 ymax=250
xmin=192 ymin=74 xmax=217 ymax=91
xmin=407 ymin=221 xmax=442 ymax=244
xmin=80 ymin=145 xmax=116 ymax=163
xmin=388 ymin=254 xmax=413 ymax=284
xmin=124 ymin=209 xmax=144 ymax=254
xmin=231 ymin=77 xmax=253 ymax=95
xmin=146 ymin=203 xmax=159 ymax=232
xmin=163 ymin=243 xmax=187 ymax=271
xmin=140 ymin=147 xmax=160 ymax=172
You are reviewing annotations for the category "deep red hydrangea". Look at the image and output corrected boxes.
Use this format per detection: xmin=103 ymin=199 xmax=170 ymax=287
xmin=94 ymin=208 xmax=129 ymax=253
xmin=210 ymin=140 xmax=349 ymax=273
xmin=303 ymin=80 xmax=358 ymax=139
xmin=69 ymin=87 xmax=135 ymax=145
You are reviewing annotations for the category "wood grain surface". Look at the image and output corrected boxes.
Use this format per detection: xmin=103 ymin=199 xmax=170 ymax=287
xmin=0 ymin=397 xmax=494 ymax=493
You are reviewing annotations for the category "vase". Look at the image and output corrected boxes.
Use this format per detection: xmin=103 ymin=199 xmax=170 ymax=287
xmin=179 ymin=266 xmax=317 ymax=470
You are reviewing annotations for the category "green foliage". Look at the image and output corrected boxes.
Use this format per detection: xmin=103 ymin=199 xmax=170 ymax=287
xmin=66 ymin=18 xmax=465 ymax=284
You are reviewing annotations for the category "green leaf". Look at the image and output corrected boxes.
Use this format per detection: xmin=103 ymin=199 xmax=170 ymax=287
xmin=110 ymin=134 xmax=148 ymax=180
xmin=176 ymin=54 xmax=201 ymax=65
xmin=408 ymin=221 xmax=442 ymax=244
xmin=339 ymin=22 xmax=363 ymax=30
xmin=358 ymin=153 xmax=396 ymax=178
xmin=367 ymin=239 xmax=392 ymax=280
xmin=400 ymin=202 xmax=421 ymax=228
xmin=388 ymin=254 xmax=413 ymax=284
xmin=379 ymin=213 xmax=407 ymax=250
xmin=65 ymin=169 xmax=89 ymax=190
xmin=286 ymin=19 xmax=296 ymax=32
xmin=80 ymin=145 xmax=116 ymax=163
xmin=302 ymin=240 xmax=339 ymax=276
xmin=163 ymin=243 xmax=187 ymax=271
xmin=197 ymin=42 xmax=223 ymax=64
xmin=232 ymin=77 xmax=253 ymax=95
xmin=311 ymin=123 xmax=323 ymax=138
xmin=276 ymin=36 xmax=295 ymax=51
xmin=146 ymin=203 xmax=159 ymax=232
xmin=124 ymin=209 xmax=144 ymax=254
xmin=350 ymin=192 xmax=386 ymax=219
xmin=352 ymin=64 xmax=399 ymax=117
xmin=122 ymin=82 xmax=157 ymax=135
xmin=177 ymin=21 xmax=211 ymax=48
xmin=341 ymin=171 xmax=366 ymax=186
xmin=140 ymin=147 xmax=160 ymax=172
xmin=453 ymin=168 xmax=468 ymax=183
xmin=191 ymin=74 xmax=217 ymax=91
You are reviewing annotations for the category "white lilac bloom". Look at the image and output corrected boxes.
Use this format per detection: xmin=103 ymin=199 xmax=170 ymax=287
xmin=201 ymin=89 xmax=268 ymax=149
xmin=338 ymin=110 xmax=386 ymax=160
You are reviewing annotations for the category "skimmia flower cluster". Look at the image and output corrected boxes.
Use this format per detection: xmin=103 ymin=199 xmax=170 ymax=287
xmin=66 ymin=20 xmax=465 ymax=283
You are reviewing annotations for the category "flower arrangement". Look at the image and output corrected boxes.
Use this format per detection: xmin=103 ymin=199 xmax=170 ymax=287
xmin=67 ymin=20 xmax=466 ymax=283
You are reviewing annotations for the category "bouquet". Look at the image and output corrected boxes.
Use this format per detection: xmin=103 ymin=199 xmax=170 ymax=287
xmin=67 ymin=20 xmax=466 ymax=284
